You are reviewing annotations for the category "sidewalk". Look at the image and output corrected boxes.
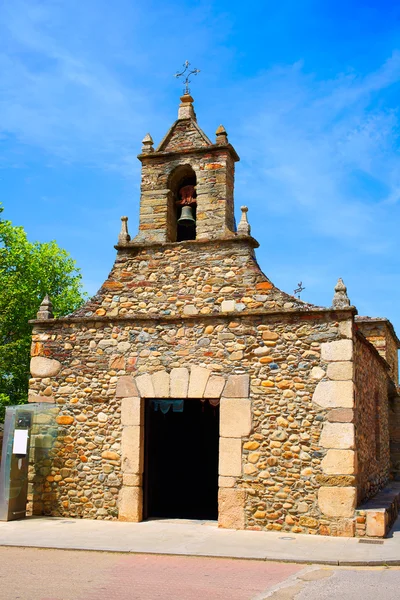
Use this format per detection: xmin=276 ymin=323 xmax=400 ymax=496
xmin=0 ymin=516 xmax=399 ymax=566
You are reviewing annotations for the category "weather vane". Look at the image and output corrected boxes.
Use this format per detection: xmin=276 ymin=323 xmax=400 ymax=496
xmin=294 ymin=281 xmax=305 ymax=299
xmin=175 ymin=60 xmax=200 ymax=95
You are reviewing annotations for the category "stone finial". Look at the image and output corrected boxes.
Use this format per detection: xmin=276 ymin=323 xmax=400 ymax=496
xmin=37 ymin=294 xmax=53 ymax=320
xmin=216 ymin=124 xmax=228 ymax=145
xmin=141 ymin=133 xmax=154 ymax=154
xmin=332 ymin=278 xmax=351 ymax=309
xmin=237 ymin=206 xmax=251 ymax=236
xmin=118 ymin=216 xmax=131 ymax=245
xmin=178 ymin=94 xmax=196 ymax=121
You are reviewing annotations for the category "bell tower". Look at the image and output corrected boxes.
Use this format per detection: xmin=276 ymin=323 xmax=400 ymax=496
xmin=134 ymin=93 xmax=239 ymax=243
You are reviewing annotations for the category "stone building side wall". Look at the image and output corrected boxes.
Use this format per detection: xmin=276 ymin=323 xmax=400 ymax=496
xmin=138 ymin=148 xmax=235 ymax=242
xmin=388 ymin=392 xmax=400 ymax=480
xmin=356 ymin=321 xmax=399 ymax=384
xmin=29 ymin=313 xmax=356 ymax=535
xmin=74 ymin=241 xmax=309 ymax=322
xmin=354 ymin=334 xmax=390 ymax=504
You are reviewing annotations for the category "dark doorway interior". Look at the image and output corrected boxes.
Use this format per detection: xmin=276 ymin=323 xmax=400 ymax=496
xmin=144 ymin=399 xmax=219 ymax=520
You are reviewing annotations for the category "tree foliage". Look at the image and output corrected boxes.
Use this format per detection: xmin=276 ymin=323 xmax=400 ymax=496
xmin=0 ymin=205 xmax=86 ymax=409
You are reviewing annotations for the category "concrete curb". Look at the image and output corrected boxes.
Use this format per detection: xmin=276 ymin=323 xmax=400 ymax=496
xmin=1 ymin=517 xmax=399 ymax=567
xmin=1 ymin=542 xmax=399 ymax=567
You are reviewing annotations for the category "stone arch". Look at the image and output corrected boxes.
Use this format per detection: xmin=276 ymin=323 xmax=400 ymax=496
xmin=116 ymin=367 xmax=251 ymax=527
xmin=167 ymin=164 xmax=198 ymax=242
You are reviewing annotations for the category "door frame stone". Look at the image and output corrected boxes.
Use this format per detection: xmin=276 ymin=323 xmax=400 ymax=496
xmin=116 ymin=367 xmax=251 ymax=527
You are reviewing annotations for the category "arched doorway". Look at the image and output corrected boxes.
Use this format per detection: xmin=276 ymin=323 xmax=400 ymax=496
xmin=167 ymin=164 xmax=197 ymax=242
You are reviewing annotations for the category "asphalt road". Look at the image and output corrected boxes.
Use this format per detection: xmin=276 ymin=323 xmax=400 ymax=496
xmin=1 ymin=547 xmax=400 ymax=600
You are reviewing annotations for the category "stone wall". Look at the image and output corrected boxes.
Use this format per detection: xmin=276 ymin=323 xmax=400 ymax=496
xmin=356 ymin=318 xmax=399 ymax=384
xmin=72 ymin=239 xmax=309 ymax=323
xmin=137 ymin=147 xmax=236 ymax=243
xmin=354 ymin=332 xmax=390 ymax=504
xmin=388 ymin=389 xmax=400 ymax=480
xmin=28 ymin=309 xmax=358 ymax=534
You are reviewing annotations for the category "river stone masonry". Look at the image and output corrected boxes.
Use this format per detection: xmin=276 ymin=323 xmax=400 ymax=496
xmin=27 ymin=93 xmax=400 ymax=537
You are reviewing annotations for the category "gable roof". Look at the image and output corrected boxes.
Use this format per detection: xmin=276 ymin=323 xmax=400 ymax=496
xmin=156 ymin=118 xmax=212 ymax=153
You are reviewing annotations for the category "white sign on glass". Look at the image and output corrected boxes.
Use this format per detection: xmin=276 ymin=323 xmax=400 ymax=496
xmin=12 ymin=429 xmax=29 ymax=454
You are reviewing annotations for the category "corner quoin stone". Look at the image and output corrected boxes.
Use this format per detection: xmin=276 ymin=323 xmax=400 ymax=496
xmin=326 ymin=362 xmax=353 ymax=381
xmin=338 ymin=320 xmax=353 ymax=339
xmin=312 ymin=380 xmax=354 ymax=409
xmin=318 ymin=486 xmax=356 ymax=518
xmin=321 ymin=449 xmax=356 ymax=475
xmin=319 ymin=422 xmax=355 ymax=449
xmin=30 ymin=357 xmax=61 ymax=378
xmin=366 ymin=511 xmax=387 ymax=537
xmin=321 ymin=339 xmax=353 ymax=362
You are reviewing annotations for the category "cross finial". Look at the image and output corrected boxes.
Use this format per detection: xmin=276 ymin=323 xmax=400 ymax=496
xmin=294 ymin=282 xmax=305 ymax=299
xmin=175 ymin=60 xmax=200 ymax=95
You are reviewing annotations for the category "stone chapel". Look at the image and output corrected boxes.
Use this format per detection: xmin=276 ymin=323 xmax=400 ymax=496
xmin=28 ymin=93 xmax=400 ymax=537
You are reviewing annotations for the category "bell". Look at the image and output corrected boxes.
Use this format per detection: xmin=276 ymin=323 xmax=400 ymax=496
xmin=177 ymin=205 xmax=196 ymax=227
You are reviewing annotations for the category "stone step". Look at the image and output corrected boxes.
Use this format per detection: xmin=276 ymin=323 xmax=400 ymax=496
xmin=358 ymin=482 xmax=400 ymax=537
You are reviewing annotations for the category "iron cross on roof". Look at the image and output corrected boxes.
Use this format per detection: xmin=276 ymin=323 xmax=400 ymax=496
xmin=175 ymin=60 xmax=200 ymax=95
xmin=294 ymin=281 xmax=306 ymax=299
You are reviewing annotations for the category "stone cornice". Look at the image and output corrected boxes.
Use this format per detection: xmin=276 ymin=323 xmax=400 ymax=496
xmin=115 ymin=234 xmax=260 ymax=252
xmin=137 ymin=142 xmax=240 ymax=163
xmin=29 ymin=306 xmax=357 ymax=327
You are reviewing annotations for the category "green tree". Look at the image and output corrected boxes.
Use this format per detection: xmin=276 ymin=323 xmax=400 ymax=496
xmin=0 ymin=205 xmax=85 ymax=412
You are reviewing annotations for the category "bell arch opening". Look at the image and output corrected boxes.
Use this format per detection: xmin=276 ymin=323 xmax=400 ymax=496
xmin=167 ymin=164 xmax=197 ymax=242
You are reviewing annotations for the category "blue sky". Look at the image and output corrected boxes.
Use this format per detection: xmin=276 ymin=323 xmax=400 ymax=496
xmin=1 ymin=0 xmax=400 ymax=332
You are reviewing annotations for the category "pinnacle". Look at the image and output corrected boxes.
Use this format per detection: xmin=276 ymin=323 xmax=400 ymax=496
xmin=332 ymin=278 xmax=350 ymax=309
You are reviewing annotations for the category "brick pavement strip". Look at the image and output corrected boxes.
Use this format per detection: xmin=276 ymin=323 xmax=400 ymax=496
xmin=0 ymin=547 xmax=302 ymax=600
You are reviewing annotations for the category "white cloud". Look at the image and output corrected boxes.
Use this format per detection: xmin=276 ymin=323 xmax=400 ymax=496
xmin=231 ymin=56 xmax=400 ymax=253
xmin=0 ymin=0 xmax=164 ymax=173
